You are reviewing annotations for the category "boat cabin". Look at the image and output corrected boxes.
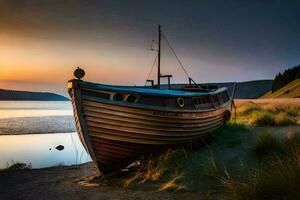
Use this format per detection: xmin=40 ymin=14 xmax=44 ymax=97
xmin=68 ymin=80 xmax=230 ymax=111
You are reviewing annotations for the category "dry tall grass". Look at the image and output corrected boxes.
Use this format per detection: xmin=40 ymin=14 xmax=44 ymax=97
xmin=117 ymin=124 xmax=300 ymax=200
xmin=235 ymin=102 xmax=300 ymax=126
xmin=222 ymin=129 xmax=300 ymax=200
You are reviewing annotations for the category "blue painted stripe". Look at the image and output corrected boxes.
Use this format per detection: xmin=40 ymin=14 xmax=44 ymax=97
xmin=78 ymin=81 xmax=228 ymax=97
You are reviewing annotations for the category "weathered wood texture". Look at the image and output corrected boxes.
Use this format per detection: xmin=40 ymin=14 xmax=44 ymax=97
xmin=69 ymin=80 xmax=232 ymax=175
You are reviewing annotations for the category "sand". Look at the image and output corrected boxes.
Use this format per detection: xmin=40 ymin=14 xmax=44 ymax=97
xmin=0 ymin=163 xmax=204 ymax=200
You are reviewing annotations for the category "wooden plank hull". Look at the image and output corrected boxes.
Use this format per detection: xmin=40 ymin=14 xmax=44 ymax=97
xmin=69 ymin=80 xmax=232 ymax=175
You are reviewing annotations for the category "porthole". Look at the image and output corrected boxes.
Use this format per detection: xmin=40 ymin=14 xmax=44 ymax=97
xmin=177 ymin=97 xmax=185 ymax=108
xmin=126 ymin=95 xmax=137 ymax=103
xmin=113 ymin=93 xmax=124 ymax=101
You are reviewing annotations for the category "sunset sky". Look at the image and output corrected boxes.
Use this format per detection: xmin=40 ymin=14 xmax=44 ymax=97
xmin=0 ymin=0 xmax=299 ymax=96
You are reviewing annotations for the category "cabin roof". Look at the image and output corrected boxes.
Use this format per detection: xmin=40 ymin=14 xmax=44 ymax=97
xmin=76 ymin=80 xmax=228 ymax=97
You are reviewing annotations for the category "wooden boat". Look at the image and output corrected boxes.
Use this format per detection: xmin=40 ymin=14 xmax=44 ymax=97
xmin=68 ymin=25 xmax=233 ymax=175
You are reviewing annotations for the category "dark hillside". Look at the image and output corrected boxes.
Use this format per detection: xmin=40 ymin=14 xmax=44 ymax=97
xmin=216 ymin=80 xmax=272 ymax=99
xmin=272 ymin=65 xmax=300 ymax=92
xmin=0 ymin=89 xmax=69 ymax=101
xmin=165 ymin=80 xmax=272 ymax=99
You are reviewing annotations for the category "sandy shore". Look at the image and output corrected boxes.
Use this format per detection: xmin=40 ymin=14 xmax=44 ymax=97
xmin=0 ymin=163 xmax=204 ymax=200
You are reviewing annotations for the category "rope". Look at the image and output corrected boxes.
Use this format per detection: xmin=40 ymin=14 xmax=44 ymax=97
xmin=161 ymin=31 xmax=190 ymax=80
xmin=230 ymin=82 xmax=237 ymax=123
xmin=232 ymin=99 xmax=237 ymax=123
xmin=144 ymin=55 xmax=158 ymax=86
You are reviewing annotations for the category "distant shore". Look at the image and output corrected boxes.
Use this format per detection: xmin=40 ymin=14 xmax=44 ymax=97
xmin=0 ymin=89 xmax=69 ymax=101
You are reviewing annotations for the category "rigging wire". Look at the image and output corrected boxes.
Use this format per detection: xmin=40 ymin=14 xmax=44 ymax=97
xmin=161 ymin=31 xmax=191 ymax=80
xmin=144 ymin=54 xmax=158 ymax=86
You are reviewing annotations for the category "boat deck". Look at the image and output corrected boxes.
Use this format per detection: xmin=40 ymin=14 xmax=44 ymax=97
xmin=76 ymin=80 xmax=227 ymax=97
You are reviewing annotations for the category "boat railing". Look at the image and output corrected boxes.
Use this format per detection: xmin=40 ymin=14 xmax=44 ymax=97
xmin=160 ymin=74 xmax=173 ymax=89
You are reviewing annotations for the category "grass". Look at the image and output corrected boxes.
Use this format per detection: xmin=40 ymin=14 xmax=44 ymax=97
xmin=0 ymin=162 xmax=32 ymax=172
xmin=221 ymin=160 xmax=300 ymax=200
xmin=211 ymin=122 xmax=245 ymax=148
xmin=235 ymin=102 xmax=300 ymax=126
xmin=221 ymin=129 xmax=300 ymax=200
xmin=116 ymin=122 xmax=250 ymax=192
xmin=250 ymin=131 xmax=285 ymax=159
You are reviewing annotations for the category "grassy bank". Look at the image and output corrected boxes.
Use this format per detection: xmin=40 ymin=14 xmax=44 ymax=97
xmin=235 ymin=102 xmax=300 ymax=126
xmin=111 ymin=124 xmax=300 ymax=199
xmin=0 ymin=162 xmax=32 ymax=172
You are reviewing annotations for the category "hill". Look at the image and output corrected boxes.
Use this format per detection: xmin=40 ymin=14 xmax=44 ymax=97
xmin=0 ymin=89 xmax=69 ymax=101
xmin=214 ymin=80 xmax=272 ymax=99
xmin=272 ymin=65 xmax=300 ymax=92
xmin=261 ymin=79 xmax=300 ymax=98
xmin=163 ymin=80 xmax=272 ymax=99
xmin=0 ymin=80 xmax=272 ymax=101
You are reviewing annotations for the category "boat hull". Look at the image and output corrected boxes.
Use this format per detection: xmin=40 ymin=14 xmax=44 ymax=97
xmin=69 ymin=80 xmax=232 ymax=175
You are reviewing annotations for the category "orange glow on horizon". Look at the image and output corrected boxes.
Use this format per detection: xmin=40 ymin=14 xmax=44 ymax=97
xmin=0 ymin=33 xmax=156 ymax=86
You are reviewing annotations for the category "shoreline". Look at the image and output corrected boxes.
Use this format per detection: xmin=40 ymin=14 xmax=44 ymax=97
xmin=0 ymin=162 xmax=203 ymax=200
xmin=1 ymin=124 xmax=300 ymax=199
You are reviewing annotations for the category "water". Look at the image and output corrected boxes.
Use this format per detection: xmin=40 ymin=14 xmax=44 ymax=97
xmin=0 ymin=132 xmax=91 ymax=169
xmin=0 ymin=101 xmax=76 ymax=134
xmin=0 ymin=101 xmax=73 ymax=119
xmin=0 ymin=101 xmax=91 ymax=169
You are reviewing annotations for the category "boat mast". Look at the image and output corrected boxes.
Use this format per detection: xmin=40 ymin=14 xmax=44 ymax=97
xmin=157 ymin=24 xmax=161 ymax=89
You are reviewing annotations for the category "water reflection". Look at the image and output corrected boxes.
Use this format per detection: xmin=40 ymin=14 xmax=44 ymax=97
xmin=0 ymin=132 xmax=91 ymax=169
xmin=0 ymin=101 xmax=75 ymax=134
xmin=0 ymin=101 xmax=72 ymax=119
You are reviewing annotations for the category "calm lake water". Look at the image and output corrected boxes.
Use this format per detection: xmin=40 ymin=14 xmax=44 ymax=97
xmin=0 ymin=101 xmax=91 ymax=169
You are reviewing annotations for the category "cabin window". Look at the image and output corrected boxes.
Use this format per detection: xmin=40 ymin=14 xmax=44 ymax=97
xmin=212 ymin=95 xmax=219 ymax=105
xmin=219 ymin=94 xmax=225 ymax=103
xmin=192 ymin=98 xmax=198 ymax=105
xmin=203 ymin=96 xmax=210 ymax=103
xmin=192 ymin=96 xmax=213 ymax=109
xmin=222 ymin=92 xmax=229 ymax=102
xmin=125 ymin=95 xmax=137 ymax=103
xmin=198 ymin=97 xmax=203 ymax=104
xmin=218 ymin=92 xmax=229 ymax=104
xmin=113 ymin=93 xmax=124 ymax=101
xmin=193 ymin=96 xmax=210 ymax=105
xmin=183 ymin=97 xmax=194 ymax=108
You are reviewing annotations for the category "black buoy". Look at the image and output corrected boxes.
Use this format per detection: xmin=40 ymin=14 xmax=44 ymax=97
xmin=55 ymin=145 xmax=64 ymax=151
xmin=74 ymin=67 xmax=85 ymax=80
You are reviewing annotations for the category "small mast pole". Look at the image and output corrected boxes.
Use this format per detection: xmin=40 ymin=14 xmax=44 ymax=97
xmin=157 ymin=24 xmax=161 ymax=89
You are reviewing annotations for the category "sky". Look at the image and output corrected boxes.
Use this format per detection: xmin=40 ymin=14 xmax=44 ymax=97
xmin=0 ymin=0 xmax=299 ymax=96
